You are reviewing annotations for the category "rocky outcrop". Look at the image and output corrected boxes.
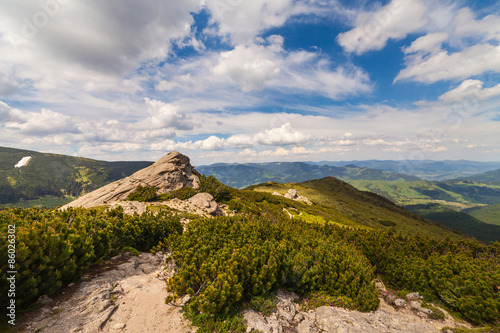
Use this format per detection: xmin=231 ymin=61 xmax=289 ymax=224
xmin=242 ymin=289 xmax=470 ymax=333
xmin=187 ymin=193 xmax=221 ymax=216
xmin=62 ymin=151 xmax=199 ymax=209
xmin=275 ymin=189 xmax=313 ymax=205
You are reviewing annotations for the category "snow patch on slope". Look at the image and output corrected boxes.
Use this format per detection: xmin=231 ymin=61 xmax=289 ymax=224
xmin=15 ymin=156 xmax=32 ymax=168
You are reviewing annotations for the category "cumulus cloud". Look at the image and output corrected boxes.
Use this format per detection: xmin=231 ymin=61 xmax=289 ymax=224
xmin=142 ymin=98 xmax=195 ymax=130
xmin=438 ymin=80 xmax=500 ymax=103
xmin=204 ymin=0 xmax=319 ymax=44
xmin=212 ymin=36 xmax=283 ymax=91
xmin=395 ymin=6 xmax=500 ymax=83
xmin=396 ymin=43 xmax=500 ymax=83
xmin=209 ymin=35 xmax=371 ymax=98
xmin=0 ymin=0 xmax=201 ymax=98
xmin=337 ymin=0 xmax=429 ymax=54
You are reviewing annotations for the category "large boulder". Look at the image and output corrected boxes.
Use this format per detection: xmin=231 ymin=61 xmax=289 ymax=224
xmin=62 ymin=151 xmax=199 ymax=209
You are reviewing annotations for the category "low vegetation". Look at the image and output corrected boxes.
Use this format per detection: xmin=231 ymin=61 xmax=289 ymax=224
xmin=1 ymin=175 xmax=499 ymax=331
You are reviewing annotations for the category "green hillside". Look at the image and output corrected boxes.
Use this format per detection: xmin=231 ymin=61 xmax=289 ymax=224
xmin=460 ymin=168 xmax=500 ymax=184
xmin=198 ymin=162 xmax=419 ymax=188
xmin=247 ymin=177 xmax=463 ymax=240
xmin=465 ymin=203 xmax=500 ymax=226
xmin=406 ymin=203 xmax=500 ymax=243
xmin=348 ymin=179 xmax=500 ymax=207
xmin=0 ymin=146 xmax=152 ymax=207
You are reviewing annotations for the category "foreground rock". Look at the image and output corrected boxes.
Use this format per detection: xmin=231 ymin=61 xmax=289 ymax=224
xmin=62 ymin=151 xmax=199 ymax=209
xmin=16 ymin=252 xmax=194 ymax=333
xmin=242 ymin=289 xmax=471 ymax=333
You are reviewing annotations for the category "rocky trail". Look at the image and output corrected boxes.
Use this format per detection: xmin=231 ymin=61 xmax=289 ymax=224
xmin=14 ymin=251 xmax=473 ymax=333
xmin=14 ymin=252 xmax=194 ymax=333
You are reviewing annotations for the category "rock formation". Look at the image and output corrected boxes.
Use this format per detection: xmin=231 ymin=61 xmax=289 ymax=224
xmin=62 ymin=151 xmax=199 ymax=209
xmin=274 ymin=189 xmax=313 ymax=205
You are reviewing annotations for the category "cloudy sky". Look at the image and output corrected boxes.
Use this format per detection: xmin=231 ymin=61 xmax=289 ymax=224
xmin=1 ymin=0 xmax=500 ymax=165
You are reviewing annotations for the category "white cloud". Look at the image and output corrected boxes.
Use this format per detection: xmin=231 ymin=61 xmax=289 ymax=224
xmin=337 ymin=0 xmax=428 ymax=54
xmin=212 ymin=37 xmax=282 ymax=91
xmin=396 ymin=43 xmax=500 ymax=83
xmin=142 ymin=98 xmax=195 ymax=130
xmin=403 ymin=32 xmax=449 ymax=55
xmin=0 ymin=0 xmax=201 ymax=99
xmin=395 ymin=6 xmax=500 ymax=83
xmin=438 ymin=80 xmax=500 ymax=103
xmin=204 ymin=0 xmax=318 ymax=44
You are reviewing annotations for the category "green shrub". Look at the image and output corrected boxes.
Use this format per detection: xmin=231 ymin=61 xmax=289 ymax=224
xmin=299 ymin=292 xmax=357 ymax=311
xmin=158 ymin=186 xmax=198 ymax=201
xmin=184 ymin=307 xmax=247 ymax=333
xmin=248 ymin=293 xmax=276 ymax=316
xmin=127 ymin=185 xmax=157 ymax=202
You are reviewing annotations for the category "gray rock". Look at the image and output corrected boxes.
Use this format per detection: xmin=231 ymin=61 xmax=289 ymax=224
xmin=37 ymin=295 xmax=53 ymax=305
xmin=296 ymin=318 xmax=314 ymax=333
xmin=180 ymin=294 xmax=191 ymax=306
xmin=394 ymin=299 xmax=407 ymax=308
xmin=242 ymin=309 xmax=273 ymax=333
xmin=284 ymin=193 xmax=295 ymax=200
xmin=272 ymin=192 xmax=283 ymax=197
xmin=188 ymin=193 xmax=221 ymax=216
xmin=406 ymin=292 xmax=424 ymax=300
xmin=287 ymin=189 xmax=298 ymax=198
xmin=295 ymin=196 xmax=312 ymax=205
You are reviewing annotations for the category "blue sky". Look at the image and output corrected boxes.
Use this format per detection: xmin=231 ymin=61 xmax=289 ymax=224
xmin=0 ymin=0 xmax=500 ymax=164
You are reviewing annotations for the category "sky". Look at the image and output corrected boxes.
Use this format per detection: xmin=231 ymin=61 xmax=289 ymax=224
xmin=1 ymin=0 xmax=500 ymax=165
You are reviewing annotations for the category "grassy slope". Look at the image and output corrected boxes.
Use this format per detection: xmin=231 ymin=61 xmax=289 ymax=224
xmin=248 ymin=177 xmax=463 ymax=241
xmin=464 ymin=203 xmax=500 ymax=226
xmin=348 ymin=179 xmax=500 ymax=207
xmin=405 ymin=203 xmax=500 ymax=243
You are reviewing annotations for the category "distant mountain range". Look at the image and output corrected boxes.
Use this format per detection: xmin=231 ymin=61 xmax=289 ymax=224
xmin=197 ymin=162 xmax=419 ymax=189
xmin=306 ymin=160 xmax=500 ymax=181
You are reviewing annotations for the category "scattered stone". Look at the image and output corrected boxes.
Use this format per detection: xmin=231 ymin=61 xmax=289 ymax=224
xmin=37 ymin=295 xmax=53 ymax=305
xmin=112 ymin=322 xmax=126 ymax=330
xmin=272 ymin=192 xmax=283 ymax=197
xmin=296 ymin=196 xmax=313 ymax=205
xmin=68 ymin=282 xmax=75 ymax=288
xmin=394 ymin=299 xmax=407 ymax=308
xmin=188 ymin=193 xmax=221 ymax=216
xmin=406 ymin=292 xmax=424 ymax=300
xmin=374 ymin=280 xmax=387 ymax=293
xmin=180 ymin=295 xmax=191 ymax=306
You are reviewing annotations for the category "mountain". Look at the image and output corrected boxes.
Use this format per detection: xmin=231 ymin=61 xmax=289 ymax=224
xmin=197 ymin=162 xmax=419 ymax=188
xmin=458 ymin=168 xmax=500 ymax=184
xmin=307 ymin=160 xmax=500 ymax=181
xmin=405 ymin=203 xmax=500 ymax=244
xmin=349 ymin=179 xmax=500 ymax=206
xmin=4 ymin=152 xmax=500 ymax=332
xmin=0 ymin=146 xmax=153 ymax=207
